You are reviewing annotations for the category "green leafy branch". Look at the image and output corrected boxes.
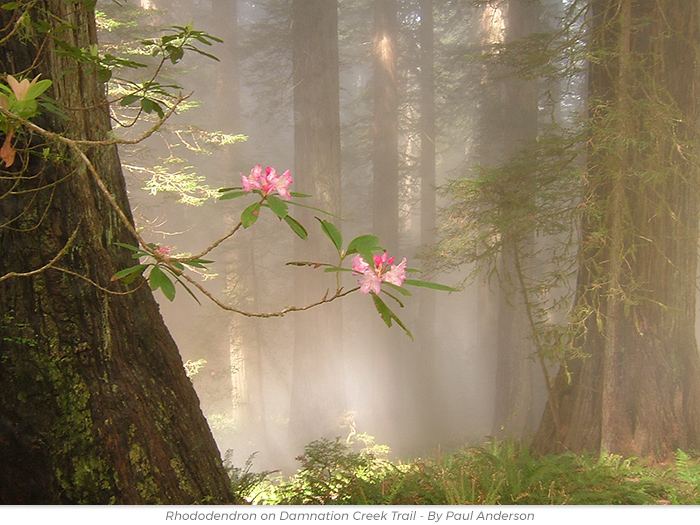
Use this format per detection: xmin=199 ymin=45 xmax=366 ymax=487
xmin=110 ymin=242 xmax=212 ymax=302
xmin=289 ymin=218 xmax=458 ymax=339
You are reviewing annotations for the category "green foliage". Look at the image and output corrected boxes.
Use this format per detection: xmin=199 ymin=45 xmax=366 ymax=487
xmin=224 ymin=451 xmax=277 ymax=503
xmin=262 ymin=436 xmax=398 ymax=505
xmin=233 ymin=437 xmax=700 ymax=505
xmin=111 ymin=242 xmax=212 ymax=302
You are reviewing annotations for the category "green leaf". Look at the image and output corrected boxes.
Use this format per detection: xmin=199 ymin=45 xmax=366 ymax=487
xmin=382 ymin=290 xmax=406 ymax=308
xmin=172 ymin=276 xmax=201 ymax=305
xmin=317 ymin=218 xmax=343 ymax=254
xmin=403 ymin=279 xmax=459 ymax=292
xmin=346 ymin=234 xmax=380 ymax=254
xmin=346 ymin=234 xmax=381 ymax=263
xmin=266 ymin=195 xmax=288 ymax=219
xmin=111 ymin=264 xmax=149 ymax=284
xmin=286 ymin=261 xmax=334 ymax=269
xmin=183 ymin=258 xmax=213 ymax=269
xmin=219 ymin=190 xmax=248 ymax=200
xmin=140 ymin=97 xmax=164 ymax=117
xmin=383 ymin=281 xmax=412 ymax=296
xmin=284 ymin=215 xmax=308 ymax=239
xmin=241 ymin=201 xmax=261 ymax=228
xmin=168 ymin=46 xmax=184 ymax=64
xmin=149 ymin=266 xmax=176 ymax=301
xmin=148 ymin=265 xmax=166 ymax=290
xmin=323 ymin=266 xmax=353 ymax=273
xmin=97 ymin=67 xmax=112 ymax=83
xmin=114 ymin=241 xmax=142 ymax=252
xmin=289 ymin=191 xmax=312 ymax=198
xmin=371 ymin=294 xmax=413 ymax=339
xmin=1 ymin=3 xmax=20 ymax=10
xmin=120 ymin=94 xmax=141 ymax=106
xmin=287 ymin=200 xmax=340 ymax=219
xmin=25 ymin=79 xmax=52 ymax=100
xmin=372 ymin=293 xmax=393 ymax=328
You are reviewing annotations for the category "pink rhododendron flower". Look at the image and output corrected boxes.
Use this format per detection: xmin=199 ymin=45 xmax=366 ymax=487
xmin=241 ymin=164 xmax=293 ymax=200
xmin=351 ymin=253 xmax=407 ymax=294
xmin=241 ymin=164 xmax=264 ymax=192
xmin=383 ymin=257 xmax=407 ymax=286
xmin=352 ymin=253 xmax=371 ymax=274
xmin=154 ymin=245 xmax=171 ymax=257
xmin=358 ymin=272 xmax=382 ymax=295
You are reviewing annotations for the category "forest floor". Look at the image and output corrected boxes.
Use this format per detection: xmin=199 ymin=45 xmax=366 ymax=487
xmin=227 ymin=436 xmax=700 ymax=505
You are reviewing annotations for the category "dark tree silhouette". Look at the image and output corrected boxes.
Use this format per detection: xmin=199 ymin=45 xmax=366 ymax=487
xmin=0 ymin=1 xmax=234 ymax=503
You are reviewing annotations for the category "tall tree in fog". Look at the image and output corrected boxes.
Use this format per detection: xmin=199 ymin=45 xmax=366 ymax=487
xmin=365 ymin=0 xmax=402 ymax=442
xmin=480 ymin=0 xmax=542 ymax=438
xmin=414 ymin=0 xmax=440 ymax=443
xmin=0 ymin=2 xmax=234 ymax=503
xmin=211 ymin=0 xmax=242 ymax=135
xmin=289 ymin=0 xmax=345 ymax=443
xmin=373 ymin=0 xmax=399 ymax=255
xmin=534 ymin=0 xmax=700 ymax=458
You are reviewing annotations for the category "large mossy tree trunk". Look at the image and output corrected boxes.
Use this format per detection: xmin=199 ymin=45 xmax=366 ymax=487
xmin=0 ymin=1 xmax=235 ymax=503
xmin=533 ymin=0 xmax=700 ymax=459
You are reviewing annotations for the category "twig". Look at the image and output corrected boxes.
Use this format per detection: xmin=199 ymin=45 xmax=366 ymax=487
xmin=0 ymin=219 xmax=81 ymax=282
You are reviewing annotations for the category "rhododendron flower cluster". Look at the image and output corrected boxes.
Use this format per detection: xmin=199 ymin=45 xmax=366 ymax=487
xmin=241 ymin=164 xmax=293 ymax=200
xmin=154 ymin=245 xmax=171 ymax=257
xmin=352 ymin=253 xmax=407 ymax=294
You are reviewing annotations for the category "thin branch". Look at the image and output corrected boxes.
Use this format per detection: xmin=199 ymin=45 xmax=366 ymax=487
xmin=177 ymin=267 xmax=359 ymax=318
xmin=0 ymin=219 xmax=81 ymax=282
xmin=52 ymin=266 xmax=146 ymax=295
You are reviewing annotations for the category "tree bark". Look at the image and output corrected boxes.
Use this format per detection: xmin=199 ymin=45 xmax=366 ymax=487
xmin=0 ymin=2 xmax=235 ymax=503
xmin=533 ymin=0 xmax=700 ymax=459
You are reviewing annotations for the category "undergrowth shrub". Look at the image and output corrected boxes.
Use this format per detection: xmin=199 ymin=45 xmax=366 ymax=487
xmin=230 ymin=436 xmax=700 ymax=505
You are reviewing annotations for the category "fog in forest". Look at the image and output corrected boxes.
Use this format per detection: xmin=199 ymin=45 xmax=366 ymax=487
xmin=98 ymin=0 xmax=577 ymax=473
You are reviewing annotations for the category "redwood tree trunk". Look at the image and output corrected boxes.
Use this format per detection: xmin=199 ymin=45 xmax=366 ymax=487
xmin=0 ymin=2 xmax=235 ymax=503
xmin=289 ymin=0 xmax=345 ymax=446
xmin=533 ymin=0 xmax=700 ymax=459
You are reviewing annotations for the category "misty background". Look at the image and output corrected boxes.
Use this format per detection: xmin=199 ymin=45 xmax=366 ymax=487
xmin=95 ymin=0 xmax=580 ymax=473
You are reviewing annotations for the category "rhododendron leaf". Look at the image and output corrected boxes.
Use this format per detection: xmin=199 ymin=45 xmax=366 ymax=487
xmin=287 ymin=261 xmax=334 ymax=269
xmin=289 ymin=191 xmax=311 ymax=198
xmin=241 ymin=201 xmax=260 ymax=228
xmin=183 ymin=258 xmax=213 ymax=269
xmin=284 ymin=215 xmax=307 ymax=239
xmin=25 ymin=79 xmax=52 ymax=100
xmin=323 ymin=267 xmax=352 ymax=273
xmin=371 ymin=293 xmax=413 ymax=339
xmin=111 ymin=264 xmax=149 ymax=283
xmin=287 ymin=200 xmax=340 ymax=219
xmin=371 ymin=293 xmax=393 ymax=328
xmin=161 ymin=267 xmax=201 ymax=305
xmin=149 ymin=266 xmax=176 ymax=301
xmin=382 ymin=290 xmax=405 ymax=308
xmin=346 ymin=234 xmax=381 ymax=262
xmin=173 ymin=277 xmax=201 ymax=305
xmin=170 ymin=261 xmax=185 ymax=271
xmin=404 ymin=279 xmax=459 ymax=292
xmin=383 ymin=281 xmax=411 ymax=296
xmin=219 ymin=190 xmax=248 ymax=200
xmin=317 ymin=218 xmax=342 ymax=253
xmin=114 ymin=242 xmax=142 ymax=252
xmin=266 ymin=195 xmax=288 ymax=219
xmin=120 ymin=94 xmax=140 ymax=106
